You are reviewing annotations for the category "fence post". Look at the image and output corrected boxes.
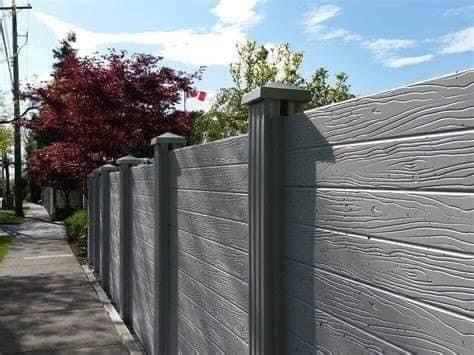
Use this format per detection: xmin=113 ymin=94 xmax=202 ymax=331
xmin=52 ymin=188 xmax=57 ymax=217
xmin=242 ymin=83 xmax=311 ymax=355
xmin=151 ymin=132 xmax=185 ymax=355
xmin=116 ymin=155 xmax=143 ymax=323
xmin=87 ymin=174 xmax=95 ymax=270
xmin=100 ymin=164 xmax=118 ymax=294
xmin=94 ymin=169 xmax=102 ymax=274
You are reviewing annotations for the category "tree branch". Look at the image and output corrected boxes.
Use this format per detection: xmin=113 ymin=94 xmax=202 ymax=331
xmin=0 ymin=105 xmax=40 ymax=125
xmin=21 ymin=105 xmax=40 ymax=117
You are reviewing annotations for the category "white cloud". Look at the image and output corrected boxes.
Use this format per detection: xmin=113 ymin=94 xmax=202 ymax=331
xmin=384 ymin=54 xmax=434 ymax=68
xmin=212 ymin=0 xmax=262 ymax=27
xmin=439 ymin=26 xmax=474 ymax=54
xmin=34 ymin=0 xmax=264 ymax=66
xmin=304 ymin=4 xmax=341 ymax=31
xmin=443 ymin=5 xmax=474 ymax=16
xmin=303 ymin=4 xmax=360 ymax=42
xmin=363 ymin=38 xmax=435 ymax=68
xmin=301 ymin=4 xmax=472 ymax=69
xmin=314 ymin=27 xmax=361 ymax=41
xmin=365 ymin=38 xmax=415 ymax=58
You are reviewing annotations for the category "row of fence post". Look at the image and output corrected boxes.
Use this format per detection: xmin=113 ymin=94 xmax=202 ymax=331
xmin=87 ymin=83 xmax=311 ymax=355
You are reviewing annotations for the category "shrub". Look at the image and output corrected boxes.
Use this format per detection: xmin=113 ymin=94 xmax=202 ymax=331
xmin=0 ymin=210 xmax=23 ymax=225
xmin=64 ymin=209 xmax=88 ymax=240
xmin=0 ymin=235 xmax=13 ymax=263
xmin=54 ymin=206 xmax=76 ymax=221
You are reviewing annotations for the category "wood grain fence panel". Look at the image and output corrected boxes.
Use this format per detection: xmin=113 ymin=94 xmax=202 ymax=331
xmin=169 ymin=209 xmax=248 ymax=251
xmin=285 ymin=223 xmax=474 ymax=316
xmin=170 ymin=189 xmax=248 ymax=223
xmin=284 ymin=260 xmax=474 ymax=354
xmin=109 ymin=183 xmax=120 ymax=307
xmin=171 ymin=135 xmax=248 ymax=169
xmin=170 ymin=165 xmax=248 ymax=193
xmin=286 ymin=70 xmax=474 ymax=149
xmin=171 ymin=227 xmax=248 ymax=282
xmin=286 ymin=188 xmax=474 ymax=253
xmin=282 ymin=70 xmax=474 ymax=352
xmin=130 ymin=170 xmax=155 ymax=354
xmin=172 ymin=249 xmax=248 ymax=311
xmin=169 ymin=135 xmax=250 ymax=353
xmin=176 ymin=269 xmax=249 ymax=342
xmin=177 ymin=292 xmax=248 ymax=353
xmin=285 ymin=130 xmax=474 ymax=191
xmin=284 ymin=297 xmax=410 ymax=354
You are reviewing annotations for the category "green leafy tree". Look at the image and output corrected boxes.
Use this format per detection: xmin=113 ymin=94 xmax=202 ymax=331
xmin=306 ymin=68 xmax=353 ymax=108
xmin=23 ymin=132 xmax=42 ymax=203
xmin=192 ymin=40 xmax=354 ymax=143
xmin=0 ymin=94 xmax=12 ymax=153
xmin=0 ymin=94 xmax=13 ymax=208
xmin=0 ymin=127 xmax=12 ymax=154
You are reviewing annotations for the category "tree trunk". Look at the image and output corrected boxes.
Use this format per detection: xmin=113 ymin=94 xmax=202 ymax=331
xmin=4 ymin=155 xmax=12 ymax=209
xmin=63 ymin=190 xmax=71 ymax=209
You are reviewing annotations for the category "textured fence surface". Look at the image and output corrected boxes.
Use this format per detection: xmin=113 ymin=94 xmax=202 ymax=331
xmin=168 ymin=136 xmax=249 ymax=353
xmin=42 ymin=187 xmax=83 ymax=217
xmin=88 ymin=69 xmax=474 ymax=355
xmin=130 ymin=165 xmax=155 ymax=352
xmin=282 ymin=70 xmax=474 ymax=354
xmin=109 ymin=171 xmax=120 ymax=307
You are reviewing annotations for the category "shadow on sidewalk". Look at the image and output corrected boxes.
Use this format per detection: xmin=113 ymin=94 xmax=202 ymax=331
xmin=0 ymin=272 xmax=120 ymax=353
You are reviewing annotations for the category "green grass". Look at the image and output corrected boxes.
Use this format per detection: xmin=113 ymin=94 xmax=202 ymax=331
xmin=0 ymin=210 xmax=24 ymax=224
xmin=0 ymin=235 xmax=13 ymax=263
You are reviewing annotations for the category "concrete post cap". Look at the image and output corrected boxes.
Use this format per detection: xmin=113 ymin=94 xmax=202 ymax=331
xmin=151 ymin=132 xmax=186 ymax=146
xmin=100 ymin=164 xmax=118 ymax=172
xmin=116 ymin=155 xmax=147 ymax=165
xmin=241 ymin=82 xmax=311 ymax=106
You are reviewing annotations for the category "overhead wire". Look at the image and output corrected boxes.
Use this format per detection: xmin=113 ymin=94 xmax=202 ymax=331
xmin=21 ymin=6 xmax=29 ymax=85
xmin=0 ymin=1 xmax=13 ymax=90
xmin=0 ymin=19 xmax=13 ymax=85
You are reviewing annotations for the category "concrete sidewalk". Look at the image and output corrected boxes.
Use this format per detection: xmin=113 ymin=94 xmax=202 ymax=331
xmin=0 ymin=204 xmax=134 ymax=354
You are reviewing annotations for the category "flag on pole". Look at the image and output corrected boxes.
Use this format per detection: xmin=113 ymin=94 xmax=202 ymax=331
xmin=186 ymin=89 xmax=207 ymax=102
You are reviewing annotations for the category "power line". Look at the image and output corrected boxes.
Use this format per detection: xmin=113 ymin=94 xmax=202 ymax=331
xmin=0 ymin=20 xmax=13 ymax=84
xmin=21 ymin=6 xmax=28 ymax=82
xmin=1 ymin=4 xmax=12 ymax=55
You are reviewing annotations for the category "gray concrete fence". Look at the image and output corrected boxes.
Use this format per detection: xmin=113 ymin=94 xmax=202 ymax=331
xmin=42 ymin=187 xmax=83 ymax=217
xmin=88 ymin=69 xmax=474 ymax=355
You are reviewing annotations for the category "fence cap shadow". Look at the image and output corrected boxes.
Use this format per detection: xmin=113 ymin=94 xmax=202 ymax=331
xmin=242 ymin=82 xmax=311 ymax=105
xmin=151 ymin=132 xmax=186 ymax=146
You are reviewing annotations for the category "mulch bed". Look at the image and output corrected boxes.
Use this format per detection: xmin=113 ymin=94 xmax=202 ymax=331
xmin=68 ymin=237 xmax=88 ymax=265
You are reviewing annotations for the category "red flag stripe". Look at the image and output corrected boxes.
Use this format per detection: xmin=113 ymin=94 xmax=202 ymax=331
xmin=186 ymin=89 xmax=207 ymax=101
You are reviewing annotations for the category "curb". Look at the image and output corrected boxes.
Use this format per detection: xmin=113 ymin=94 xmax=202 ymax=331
xmin=81 ymin=264 xmax=145 ymax=355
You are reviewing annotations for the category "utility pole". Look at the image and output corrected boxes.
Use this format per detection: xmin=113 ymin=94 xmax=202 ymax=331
xmin=0 ymin=1 xmax=31 ymax=216
xmin=4 ymin=153 xmax=10 ymax=208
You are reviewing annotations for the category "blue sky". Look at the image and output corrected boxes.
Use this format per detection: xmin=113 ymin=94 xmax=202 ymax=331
xmin=1 ymin=0 xmax=473 ymax=111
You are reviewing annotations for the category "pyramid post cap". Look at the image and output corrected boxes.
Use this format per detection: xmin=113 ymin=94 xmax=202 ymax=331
xmin=151 ymin=132 xmax=186 ymax=146
xmin=100 ymin=164 xmax=118 ymax=172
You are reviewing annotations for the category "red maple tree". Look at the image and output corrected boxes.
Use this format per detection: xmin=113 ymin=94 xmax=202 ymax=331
xmin=23 ymin=34 xmax=202 ymax=198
